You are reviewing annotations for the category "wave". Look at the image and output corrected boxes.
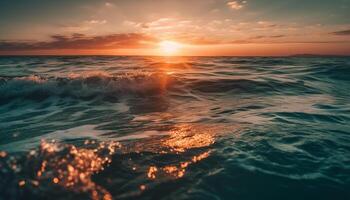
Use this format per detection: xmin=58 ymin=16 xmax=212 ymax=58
xmin=0 ymin=71 xmax=173 ymax=102
xmin=190 ymin=78 xmax=318 ymax=94
xmin=308 ymin=63 xmax=350 ymax=81
xmin=0 ymin=71 xmax=322 ymax=103
xmin=219 ymin=57 xmax=296 ymax=66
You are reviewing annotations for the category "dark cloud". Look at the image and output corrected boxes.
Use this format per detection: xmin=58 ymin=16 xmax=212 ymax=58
xmin=0 ymin=33 xmax=157 ymax=51
xmin=270 ymin=35 xmax=285 ymax=38
xmin=228 ymin=40 xmax=350 ymax=44
xmin=331 ymin=29 xmax=350 ymax=36
xmin=249 ymin=35 xmax=286 ymax=40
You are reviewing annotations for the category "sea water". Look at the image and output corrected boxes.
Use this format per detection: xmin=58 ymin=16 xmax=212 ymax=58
xmin=0 ymin=56 xmax=349 ymax=199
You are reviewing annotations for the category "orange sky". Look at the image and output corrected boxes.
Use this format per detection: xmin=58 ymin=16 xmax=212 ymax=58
xmin=1 ymin=43 xmax=349 ymax=56
xmin=0 ymin=0 xmax=350 ymax=56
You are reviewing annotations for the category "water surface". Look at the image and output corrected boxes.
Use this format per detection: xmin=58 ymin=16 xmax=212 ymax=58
xmin=0 ymin=56 xmax=349 ymax=200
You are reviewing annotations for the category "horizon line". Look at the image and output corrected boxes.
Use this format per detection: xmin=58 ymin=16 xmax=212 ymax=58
xmin=0 ymin=54 xmax=349 ymax=57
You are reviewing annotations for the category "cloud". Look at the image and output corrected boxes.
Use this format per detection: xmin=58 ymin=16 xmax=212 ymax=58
xmin=85 ymin=19 xmax=107 ymax=25
xmin=250 ymin=35 xmax=285 ymax=39
xmin=59 ymin=19 xmax=107 ymax=33
xmin=270 ymin=35 xmax=285 ymax=38
xmin=141 ymin=18 xmax=193 ymax=30
xmin=60 ymin=24 xmax=92 ymax=33
xmin=227 ymin=1 xmax=246 ymax=10
xmin=105 ymin=2 xmax=113 ymax=7
xmin=123 ymin=18 xmax=201 ymax=41
xmin=257 ymin=21 xmax=277 ymax=28
xmin=0 ymin=33 xmax=157 ymax=51
xmin=331 ymin=29 xmax=350 ymax=35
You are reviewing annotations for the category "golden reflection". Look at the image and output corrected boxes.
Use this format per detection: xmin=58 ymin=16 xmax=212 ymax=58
xmin=146 ymin=151 xmax=211 ymax=179
xmin=53 ymin=177 xmax=59 ymax=184
xmin=162 ymin=124 xmax=215 ymax=152
xmin=163 ymin=165 xmax=185 ymax=178
xmin=166 ymin=151 xmax=210 ymax=178
xmin=121 ymin=124 xmax=229 ymax=182
xmin=191 ymin=151 xmax=211 ymax=162
xmin=18 ymin=180 xmax=26 ymax=187
xmin=0 ymin=151 xmax=7 ymax=158
xmin=140 ymin=184 xmax=146 ymax=191
xmin=1 ymin=123 xmax=236 ymax=197
xmin=25 ymin=140 xmax=121 ymax=200
xmin=31 ymin=180 xmax=39 ymax=187
xmin=147 ymin=56 xmax=193 ymax=74
xmin=138 ymin=124 xmax=234 ymax=182
xmin=147 ymin=166 xmax=158 ymax=179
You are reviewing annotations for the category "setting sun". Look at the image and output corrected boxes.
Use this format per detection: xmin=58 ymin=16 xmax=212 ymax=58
xmin=159 ymin=41 xmax=182 ymax=55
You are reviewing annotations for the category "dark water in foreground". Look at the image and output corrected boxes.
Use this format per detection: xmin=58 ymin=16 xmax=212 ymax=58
xmin=0 ymin=56 xmax=349 ymax=200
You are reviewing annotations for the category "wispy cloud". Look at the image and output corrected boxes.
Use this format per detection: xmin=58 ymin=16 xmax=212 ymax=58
xmin=227 ymin=1 xmax=246 ymax=10
xmin=250 ymin=35 xmax=286 ymax=40
xmin=59 ymin=19 xmax=108 ymax=33
xmin=104 ymin=2 xmax=113 ymax=7
xmin=85 ymin=19 xmax=107 ymax=25
xmin=257 ymin=21 xmax=277 ymax=28
xmin=331 ymin=29 xmax=350 ymax=35
xmin=0 ymin=33 xmax=157 ymax=51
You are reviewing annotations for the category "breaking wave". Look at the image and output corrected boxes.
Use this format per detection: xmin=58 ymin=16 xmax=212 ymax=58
xmin=0 ymin=71 xmax=173 ymax=102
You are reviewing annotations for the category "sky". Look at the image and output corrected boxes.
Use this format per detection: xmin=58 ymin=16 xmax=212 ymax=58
xmin=0 ymin=0 xmax=350 ymax=56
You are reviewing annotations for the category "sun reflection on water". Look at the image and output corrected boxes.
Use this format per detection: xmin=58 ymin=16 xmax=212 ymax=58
xmin=145 ymin=150 xmax=211 ymax=180
xmin=163 ymin=124 xmax=215 ymax=152
xmin=0 ymin=123 xmax=231 ymax=198
xmin=141 ymin=124 xmax=219 ymax=181
xmin=41 ymin=140 xmax=119 ymax=199
xmin=6 ymin=140 xmax=121 ymax=200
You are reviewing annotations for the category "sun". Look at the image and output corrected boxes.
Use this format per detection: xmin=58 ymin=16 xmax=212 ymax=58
xmin=159 ymin=40 xmax=182 ymax=55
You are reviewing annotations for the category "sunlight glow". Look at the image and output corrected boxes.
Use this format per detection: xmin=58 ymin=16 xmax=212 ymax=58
xmin=159 ymin=40 xmax=182 ymax=55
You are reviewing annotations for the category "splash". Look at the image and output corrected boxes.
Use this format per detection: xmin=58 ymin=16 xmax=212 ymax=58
xmin=16 ymin=75 xmax=47 ymax=83
xmin=0 ymin=140 xmax=121 ymax=200
xmin=0 ymin=71 xmax=172 ymax=101
xmin=67 ymin=71 xmax=112 ymax=79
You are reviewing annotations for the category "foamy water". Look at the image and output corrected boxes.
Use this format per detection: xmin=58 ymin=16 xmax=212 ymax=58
xmin=0 ymin=56 xmax=349 ymax=199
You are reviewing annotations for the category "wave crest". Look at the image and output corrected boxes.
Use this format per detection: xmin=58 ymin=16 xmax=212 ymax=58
xmin=0 ymin=71 xmax=172 ymax=102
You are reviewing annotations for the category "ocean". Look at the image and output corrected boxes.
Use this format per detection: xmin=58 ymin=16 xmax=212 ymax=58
xmin=0 ymin=56 xmax=349 ymax=200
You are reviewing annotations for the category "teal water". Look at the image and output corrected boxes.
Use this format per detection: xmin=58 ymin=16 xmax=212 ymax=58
xmin=0 ymin=56 xmax=349 ymax=200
